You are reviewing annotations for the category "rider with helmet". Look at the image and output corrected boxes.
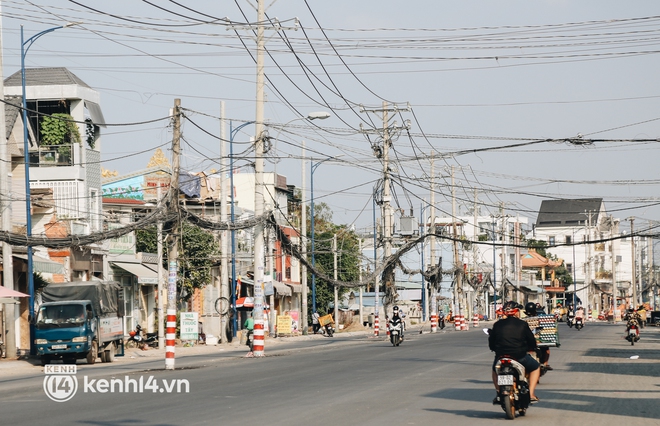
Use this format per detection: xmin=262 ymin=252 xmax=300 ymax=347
xmin=524 ymin=302 xmax=553 ymax=371
xmin=489 ymin=301 xmax=541 ymax=404
xmin=390 ymin=305 xmax=404 ymax=339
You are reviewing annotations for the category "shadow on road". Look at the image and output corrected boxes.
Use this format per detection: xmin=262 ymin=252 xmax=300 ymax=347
xmin=423 ymin=387 xmax=660 ymax=420
xmin=582 ymin=347 xmax=660 ymax=360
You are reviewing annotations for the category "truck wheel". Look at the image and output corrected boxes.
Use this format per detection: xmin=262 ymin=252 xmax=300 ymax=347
xmin=103 ymin=343 xmax=116 ymax=363
xmin=86 ymin=341 xmax=98 ymax=365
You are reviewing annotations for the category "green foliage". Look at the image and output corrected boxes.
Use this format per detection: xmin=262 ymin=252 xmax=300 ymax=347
xmin=40 ymin=113 xmax=81 ymax=145
xmin=526 ymin=239 xmax=549 ymax=258
xmin=85 ymin=118 xmax=96 ymax=149
xmin=307 ymin=223 xmax=361 ymax=320
xmin=136 ymin=222 xmax=219 ymax=301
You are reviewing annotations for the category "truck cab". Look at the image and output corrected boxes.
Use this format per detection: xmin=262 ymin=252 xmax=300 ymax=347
xmin=35 ymin=300 xmax=97 ymax=365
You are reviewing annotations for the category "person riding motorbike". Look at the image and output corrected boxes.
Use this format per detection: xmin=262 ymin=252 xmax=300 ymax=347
xmin=489 ymin=301 xmax=541 ymax=405
xmin=566 ymin=307 xmax=576 ymax=327
xmin=389 ymin=306 xmax=404 ymax=340
xmin=524 ymin=302 xmax=553 ymax=371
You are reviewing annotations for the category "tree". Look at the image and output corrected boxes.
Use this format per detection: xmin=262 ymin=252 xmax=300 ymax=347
xmin=136 ymin=222 xmax=219 ymax=301
xmin=306 ymin=202 xmax=361 ymax=318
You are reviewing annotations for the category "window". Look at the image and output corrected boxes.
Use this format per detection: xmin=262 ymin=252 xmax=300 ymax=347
xmin=566 ymin=263 xmax=573 ymax=274
xmin=565 ymin=235 xmax=572 ymax=244
xmin=548 ymin=236 xmax=556 ymax=246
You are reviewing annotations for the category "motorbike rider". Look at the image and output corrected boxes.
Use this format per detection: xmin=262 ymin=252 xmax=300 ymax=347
xmin=489 ymin=301 xmax=541 ymax=404
xmin=389 ymin=306 xmax=404 ymax=340
xmin=524 ymin=302 xmax=553 ymax=371
xmin=625 ymin=309 xmax=641 ymax=336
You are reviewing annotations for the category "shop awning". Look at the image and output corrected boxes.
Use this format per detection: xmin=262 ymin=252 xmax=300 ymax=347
xmin=13 ymin=254 xmax=64 ymax=274
xmin=111 ymin=262 xmax=159 ymax=284
xmin=286 ymin=283 xmax=302 ymax=293
xmin=272 ymin=281 xmax=291 ymax=297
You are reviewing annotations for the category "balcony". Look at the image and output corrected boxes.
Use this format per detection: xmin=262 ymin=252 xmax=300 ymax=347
xmin=29 ymin=144 xmax=74 ymax=167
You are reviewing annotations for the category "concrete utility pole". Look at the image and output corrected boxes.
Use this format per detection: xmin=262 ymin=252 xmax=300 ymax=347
xmin=629 ymin=218 xmax=637 ymax=308
xmin=451 ymin=166 xmax=461 ymax=317
xmin=0 ymin=8 xmax=16 ymax=357
xmin=610 ymin=215 xmax=617 ymax=322
xmin=157 ymin=185 xmax=164 ymax=349
xmin=360 ymin=102 xmax=410 ymax=324
xmin=301 ymin=141 xmax=308 ymax=334
xmin=333 ymin=234 xmax=338 ymax=325
xmin=166 ymin=98 xmax=182 ymax=370
xmin=219 ymin=101 xmax=228 ymax=344
xmin=244 ymin=0 xmax=297 ymax=356
xmin=358 ymin=237 xmax=363 ymax=326
xmin=429 ymin=155 xmax=436 ymax=320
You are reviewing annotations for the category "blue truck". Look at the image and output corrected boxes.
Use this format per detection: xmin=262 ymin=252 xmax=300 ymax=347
xmin=35 ymin=281 xmax=124 ymax=365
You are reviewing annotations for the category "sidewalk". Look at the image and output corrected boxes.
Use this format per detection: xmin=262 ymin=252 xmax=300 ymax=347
xmin=0 ymin=328 xmax=372 ymax=376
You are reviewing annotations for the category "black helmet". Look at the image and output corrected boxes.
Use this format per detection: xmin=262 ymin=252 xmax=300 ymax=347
xmin=525 ymin=302 xmax=537 ymax=316
xmin=503 ymin=301 xmax=519 ymax=316
xmin=393 ymin=305 xmax=399 ymax=312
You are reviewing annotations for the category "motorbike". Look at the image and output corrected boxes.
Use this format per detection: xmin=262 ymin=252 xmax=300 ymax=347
xmin=574 ymin=317 xmax=584 ymax=331
xmin=321 ymin=322 xmax=335 ymax=337
xmin=625 ymin=321 xmax=640 ymax=345
xmin=389 ymin=321 xmax=403 ymax=346
xmin=494 ymin=355 xmax=531 ymax=419
xmin=438 ymin=314 xmax=446 ymax=330
xmin=126 ymin=324 xmax=158 ymax=349
xmin=566 ymin=312 xmax=575 ymax=328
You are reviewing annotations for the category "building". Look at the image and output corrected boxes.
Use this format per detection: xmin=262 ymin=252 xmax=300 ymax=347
xmin=531 ymin=198 xmax=636 ymax=315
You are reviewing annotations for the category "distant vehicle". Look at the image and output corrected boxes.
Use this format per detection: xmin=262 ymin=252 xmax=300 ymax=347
xmin=35 ymin=281 xmax=124 ymax=365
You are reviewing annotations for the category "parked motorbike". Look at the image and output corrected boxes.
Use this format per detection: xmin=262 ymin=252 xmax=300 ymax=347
xmin=625 ymin=321 xmax=640 ymax=346
xmin=389 ymin=321 xmax=403 ymax=346
xmin=126 ymin=324 xmax=158 ymax=349
xmin=494 ymin=355 xmax=531 ymax=419
xmin=574 ymin=317 xmax=584 ymax=331
xmin=321 ymin=323 xmax=335 ymax=337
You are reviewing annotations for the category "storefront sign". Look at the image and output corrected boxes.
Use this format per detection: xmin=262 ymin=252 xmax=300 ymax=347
xmin=180 ymin=312 xmax=198 ymax=341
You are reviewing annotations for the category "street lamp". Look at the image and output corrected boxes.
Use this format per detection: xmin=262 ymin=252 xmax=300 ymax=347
xmin=310 ymin=154 xmax=340 ymax=313
xmin=229 ymin=120 xmax=255 ymax=338
xmin=21 ymin=22 xmax=80 ymax=355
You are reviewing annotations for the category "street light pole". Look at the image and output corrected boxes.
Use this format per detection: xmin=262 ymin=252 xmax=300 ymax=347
xmin=310 ymin=155 xmax=338 ymax=313
xmin=21 ymin=22 xmax=79 ymax=355
xmin=229 ymin=120 xmax=255 ymax=338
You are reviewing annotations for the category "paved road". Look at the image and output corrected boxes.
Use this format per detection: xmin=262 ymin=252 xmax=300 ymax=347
xmin=1 ymin=322 xmax=658 ymax=425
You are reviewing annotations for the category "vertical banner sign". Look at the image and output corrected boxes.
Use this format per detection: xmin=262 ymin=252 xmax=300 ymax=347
xmin=180 ymin=312 xmax=198 ymax=341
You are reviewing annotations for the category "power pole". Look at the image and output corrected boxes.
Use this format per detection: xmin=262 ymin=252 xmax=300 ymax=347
xmin=301 ymin=141 xmax=308 ymax=334
xmin=429 ymin=155 xmax=436 ymax=321
xmin=333 ymin=234 xmax=338 ymax=324
xmin=0 ymin=6 xmax=16 ymax=357
xmin=359 ymin=102 xmax=410 ymax=322
xmin=451 ymin=166 xmax=461 ymax=318
xmin=157 ymin=185 xmax=164 ymax=348
xmin=610 ymin=215 xmax=617 ymax=322
xmin=166 ymin=98 xmax=182 ymax=370
xmin=629 ymin=218 xmax=637 ymax=308
xmin=219 ymin=101 xmax=228 ymax=344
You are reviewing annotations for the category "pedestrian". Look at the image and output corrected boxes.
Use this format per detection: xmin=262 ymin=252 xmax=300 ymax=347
xmin=312 ymin=311 xmax=320 ymax=334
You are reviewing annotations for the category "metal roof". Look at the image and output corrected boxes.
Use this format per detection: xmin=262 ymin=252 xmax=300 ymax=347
xmin=4 ymin=67 xmax=91 ymax=88
xmin=535 ymin=198 xmax=603 ymax=228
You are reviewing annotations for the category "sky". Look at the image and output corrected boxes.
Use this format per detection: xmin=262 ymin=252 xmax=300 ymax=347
xmin=2 ymin=1 xmax=660 ymax=236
